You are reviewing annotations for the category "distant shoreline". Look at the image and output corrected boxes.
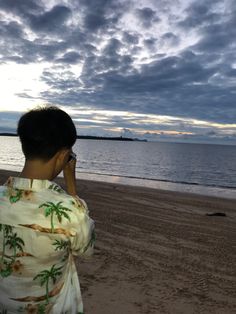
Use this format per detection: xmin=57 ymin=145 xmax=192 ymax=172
xmin=0 ymin=133 xmax=147 ymax=142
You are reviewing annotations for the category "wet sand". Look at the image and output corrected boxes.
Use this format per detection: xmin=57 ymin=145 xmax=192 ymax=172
xmin=1 ymin=169 xmax=236 ymax=314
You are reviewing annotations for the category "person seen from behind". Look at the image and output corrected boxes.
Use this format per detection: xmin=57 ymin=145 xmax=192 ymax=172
xmin=0 ymin=106 xmax=95 ymax=313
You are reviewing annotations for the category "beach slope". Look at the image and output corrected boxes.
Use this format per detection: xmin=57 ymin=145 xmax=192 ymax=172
xmin=1 ymin=169 xmax=236 ymax=314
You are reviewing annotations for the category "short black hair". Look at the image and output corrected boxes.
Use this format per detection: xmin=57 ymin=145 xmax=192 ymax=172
xmin=17 ymin=106 xmax=77 ymax=161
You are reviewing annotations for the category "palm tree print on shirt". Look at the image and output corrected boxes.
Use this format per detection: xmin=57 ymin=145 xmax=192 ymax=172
xmin=39 ymin=201 xmax=72 ymax=233
xmin=4 ymin=187 xmax=34 ymax=203
xmin=5 ymin=233 xmax=24 ymax=261
xmin=53 ymin=239 xmax=71 ymax=262
xmin=0 ymin=224 xmax=25 ymax=277
xmin=33 ymin=264 xmax=63 ymax=304
xmin=48 ymin=183 xmax=64 ymax=194
xmin=9 ymin=189 xmax=23 ymax=203
xmin=0 ymin=224 xmax=13 ymax=261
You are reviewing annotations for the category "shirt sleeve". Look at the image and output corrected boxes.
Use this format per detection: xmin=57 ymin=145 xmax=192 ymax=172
xmin=66 ymin=195 xmax=95 ymax=257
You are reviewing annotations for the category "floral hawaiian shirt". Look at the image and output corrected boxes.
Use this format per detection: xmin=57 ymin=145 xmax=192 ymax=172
xmin=0 ymin=177 xmax=95 ymax=314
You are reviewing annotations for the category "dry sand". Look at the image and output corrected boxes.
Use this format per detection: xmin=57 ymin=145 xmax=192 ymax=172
xmin=1 ymin=169 xmax=236 ymax=314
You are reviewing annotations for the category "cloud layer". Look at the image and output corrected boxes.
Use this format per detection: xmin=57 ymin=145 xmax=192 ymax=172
xmin=0 ymin=0 xmax=235 ymax=143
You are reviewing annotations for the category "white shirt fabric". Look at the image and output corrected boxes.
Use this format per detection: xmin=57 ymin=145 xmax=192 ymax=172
xmin=0 ymin=176 xmax=95 ymax=314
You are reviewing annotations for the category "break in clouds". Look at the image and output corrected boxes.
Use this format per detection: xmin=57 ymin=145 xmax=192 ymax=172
xmin=0 ymin=0 xmax=236 ymax=143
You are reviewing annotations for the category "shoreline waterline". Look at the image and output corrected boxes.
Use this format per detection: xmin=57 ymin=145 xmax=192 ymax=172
xmin=1 ymin=165 xmax=236 ymax=200
xmin=75 ymin=172 xmax=236 ymax=200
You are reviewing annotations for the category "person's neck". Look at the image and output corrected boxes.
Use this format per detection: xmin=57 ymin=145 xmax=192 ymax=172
xmin=19 ymin=159 xmax=55 ymax=181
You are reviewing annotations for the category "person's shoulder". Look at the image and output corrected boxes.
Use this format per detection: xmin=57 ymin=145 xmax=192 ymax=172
xmin=41 ymin=181 xmax=89 ymax=214
xmin=69 ymin=195 xmax=88 ymax=212
xmin=47 ymin=182 xmax=67 ymax=195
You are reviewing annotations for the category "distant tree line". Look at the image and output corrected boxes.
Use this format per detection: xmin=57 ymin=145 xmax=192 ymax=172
xmin=0 ymin=133 xmax=147 ymax=142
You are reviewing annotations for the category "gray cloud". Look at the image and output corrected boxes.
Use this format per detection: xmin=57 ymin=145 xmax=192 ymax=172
xmin=122 ymin=31 xmax=140 ymax=45
xmin=0 ymin=0 xmax=235 ymax=143
xmin=0 ymin=0 xmax=42 ymax=16
xmin=55 ymin=51 xmax=81 ymax=64
xmin=28 ymin=5 xmax=71 ymax=33
xmin=161 ymin=32 xmax=179 ymax=46
xmin=178 ymin=1 xmax=221 ymax=29
xmin=79 ymin=0 xmax=125 ymax=32
xmin=0 ymin=20 xmax=24 ymax=39
xmin=136 ymin=7 xmax=160 ymax=28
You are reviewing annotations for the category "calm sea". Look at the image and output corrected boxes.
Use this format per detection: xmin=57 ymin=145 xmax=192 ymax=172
xmin=0 ymin=136 xmax=236 ymax=199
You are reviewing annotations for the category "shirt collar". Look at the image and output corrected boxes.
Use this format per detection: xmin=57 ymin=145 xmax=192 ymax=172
xmin=6 ymin=176 xmax=52 ymax=191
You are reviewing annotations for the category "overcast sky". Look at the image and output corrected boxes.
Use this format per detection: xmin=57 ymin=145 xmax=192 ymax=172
xmin=0 ymin=0 xmax=235 ymax=144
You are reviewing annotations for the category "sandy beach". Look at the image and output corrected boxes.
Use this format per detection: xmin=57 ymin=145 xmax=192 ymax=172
xmin=0 ymin=169 xmax=236 ymax=314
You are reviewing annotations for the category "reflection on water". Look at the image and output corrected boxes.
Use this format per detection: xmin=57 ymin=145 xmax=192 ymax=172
xmin=0 ymin=136 xmax=236 ymax=199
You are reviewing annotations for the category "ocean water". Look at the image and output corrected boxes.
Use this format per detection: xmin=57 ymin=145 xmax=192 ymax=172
xmin=0 ymin=136 xmax=236 ymax=198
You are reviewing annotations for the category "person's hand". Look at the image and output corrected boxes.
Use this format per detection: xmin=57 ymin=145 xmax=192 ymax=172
xmin=63 ymin=152 xmax=77 ymax=196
